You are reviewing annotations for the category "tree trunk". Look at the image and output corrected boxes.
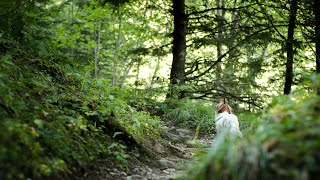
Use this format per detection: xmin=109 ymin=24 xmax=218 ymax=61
xmin=13 ymin=0 xmax=24 ymax=41
xmin=150 ymin=55 xmax=162 ymax=87
xmin=214 ymin=0 xmax=226 ymax=101
xmin=315 ymin=0 xmax=320 ymax=74
xmin=94 ymin=18 xmax=101 ymax=78
xmin=167 ymin=0 xmax=187 ymax=99
xmin=284 ymin=0 xmax=298 ymax=95
xmin=112 ymin=18 xmax=122 ymax=87
xmin=69 ymin=0 xmax=74 ymax=59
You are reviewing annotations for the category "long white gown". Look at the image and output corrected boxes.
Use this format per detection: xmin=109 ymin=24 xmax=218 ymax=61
xmin=215 ymin=111 xmax=242 ymax=138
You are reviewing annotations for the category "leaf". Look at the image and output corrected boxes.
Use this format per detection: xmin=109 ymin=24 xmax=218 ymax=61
xmin=34 ymin=119 xmax=44 ymax=128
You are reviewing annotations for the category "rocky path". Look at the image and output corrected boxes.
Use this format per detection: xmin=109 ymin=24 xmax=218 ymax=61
xmin=81 ymin=121 xmax=214 ymax=180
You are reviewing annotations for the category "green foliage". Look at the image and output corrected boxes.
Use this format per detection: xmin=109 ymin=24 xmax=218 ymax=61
xmin=238 ymin=113 xmax=262 ymax=134
xmin=81 ymin=79 xmax=161 ymax=139
xmin=0 ymin=44 xmax=100 ymax=179
xmin=1 ymin=0 xmax=319 ymax=179
xmin=178 ymin=82 xmax=320 ymax=180
xmin=107 ymin=142 xmax=129 ymax=166
xmin=186 ymin=140 xmax=208 ymax=148
xmin=0 ymin=37 xmax=160 ymax=179
xmin=164 ymin=99 xmax=216 ymax=133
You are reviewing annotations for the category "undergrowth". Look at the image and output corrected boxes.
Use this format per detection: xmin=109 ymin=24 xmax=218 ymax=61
xmin=163 ymin=99 xmax=260 ymax=135
xmin=177 ymin=75 xmax=320 ymax=180
xmin=0 ymin=39 xmax=160 ymax=179
xmin=238 ymin=113 xmax=262 ymax=134
xmin=163 ymin=99 xmax=216 ymax=133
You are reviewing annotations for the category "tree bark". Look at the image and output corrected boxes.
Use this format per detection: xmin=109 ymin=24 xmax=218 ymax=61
xmin=94 ymin=18 xmax=101 ymax=78
xmin=315 ymin=0 xmax=320 ymax=74
xmin=284 ymin=0 xmax=298 ymax=95
xmin=112 ymin=18 xmax=122 ymax=86
xmin=167 ymin=0 xmax=187 ymax=99
xmin=12 ymin=0 xmax=24 ymax=40
xmin=214 ymin=0 xmax=226 ymax=102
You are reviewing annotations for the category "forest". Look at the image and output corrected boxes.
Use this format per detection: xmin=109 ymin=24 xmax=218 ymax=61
xmin=0 ymin=0 xmax=319 ymax=179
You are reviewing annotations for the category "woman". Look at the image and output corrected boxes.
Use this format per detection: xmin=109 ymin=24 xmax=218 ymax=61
xmin=215 ymin=102 xmax=242 ymax=138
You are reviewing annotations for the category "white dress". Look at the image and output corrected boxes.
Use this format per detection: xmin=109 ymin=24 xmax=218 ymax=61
xmin=215 ymin=112 xmax=242 ymax=138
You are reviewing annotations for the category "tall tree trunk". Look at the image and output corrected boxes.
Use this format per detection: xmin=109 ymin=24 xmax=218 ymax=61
xmin=168 ymin=0 xmax=187 ymax=99
xmin=214 ymin=0 xmax=225 ymax=101
xmin=119 ymin=55 xmax=131 ymax=87
xmin=284 ymin=0 xmax=298 ymax=95
xmin=315 ymin=0 xmax=320 ymax=74
xmin=13 ymin=0 xmax=24 ymax=41
xmin=150 ymin=55 xmax=162 ymax=87
xmin=94 ymin=18 xmax=101 ymax=78
xmin=69 ymin=0 xmax=74 ymax=59
xmin=135 ymin=59 xmax=141 ymax=89
xmin=112 ymin=18 xmax=122 ymax=87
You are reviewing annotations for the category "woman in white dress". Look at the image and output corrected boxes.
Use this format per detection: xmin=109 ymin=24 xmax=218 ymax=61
xmin=215 ymin=102 xmax=242 ymax=138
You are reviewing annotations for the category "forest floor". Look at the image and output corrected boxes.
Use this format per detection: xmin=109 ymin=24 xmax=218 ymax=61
xmin=79 ymin=120 xmax=214 ymax=180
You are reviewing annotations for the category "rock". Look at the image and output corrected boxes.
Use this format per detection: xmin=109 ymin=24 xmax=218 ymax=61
xmin=131 ymin=175 xmax=147 ymax=180
xmin=168 ymin=132 xmax=192 ymax=143
xmin=181 ymin=134 xmax=192 ymax=141
xmin=168 ymin=126 xmax=176 ymax=131
xmin=166 ymin=174 xmax=177 ymax=180
xmin=120 ymin=172 xmax=127 ymax=176
xmin=146 ymin=172 xmax=153 ymax=179
xmin=168 ymin=133 xmax=184 ymax=143
xmin=176 ymin=128 xmax=192 ymax=134
xmin=134 ymin=152 xmax=140 ymax=157
xmin=146 ymin=167 xmax=152 ymax=172
xmin=159 ymin=158 xmax=176 ymax=169
xmin=162 ymin=170 xmax=170 ymax=174
xmin=166 ymin=168 xmax=176 ymax=173
xmin=161 ymin=125 xmax=169 ymax=130
xmin=132 ymin=147 xmax=140 ymax=157
xmin=168 ymin=158 xmax=183 ymax=163
xmin=154 ymin=142 xmax=164 ymax=153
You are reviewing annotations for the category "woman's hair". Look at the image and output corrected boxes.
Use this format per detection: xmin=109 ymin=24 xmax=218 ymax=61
xmin=216 ymin=102 xmax=233 ymax=114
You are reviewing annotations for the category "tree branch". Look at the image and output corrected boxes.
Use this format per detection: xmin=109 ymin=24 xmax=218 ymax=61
xmin=187 ymin=3 xmax=259 ymax=17
xmin=185 ymin=26 xmax=271 ymax=81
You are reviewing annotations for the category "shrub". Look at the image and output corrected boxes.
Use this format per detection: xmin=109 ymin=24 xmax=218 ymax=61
xmin=164 ymin=99 xmax=216 ymax=133
xmin=178 ymin=79 xmax=320 ymax=179
xmin=0 ymin=41 xmax=160 ymax=179
xmin=238 ymin=113 xmax=262 ymax=134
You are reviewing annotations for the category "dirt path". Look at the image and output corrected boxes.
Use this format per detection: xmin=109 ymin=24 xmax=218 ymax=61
xmin=80 ymin=121 xmax=214 ymax=180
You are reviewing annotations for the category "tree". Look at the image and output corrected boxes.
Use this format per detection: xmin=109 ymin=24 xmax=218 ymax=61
xmin=284 ymin=0 xmax=299 ymax=94
xmin=168 ymin=0 xmax=187 ymax=99
xmin=315 ymin=0 xmax=320 ymax=74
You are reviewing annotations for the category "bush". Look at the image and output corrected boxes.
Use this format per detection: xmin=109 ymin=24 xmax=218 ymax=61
xmin=81 ymin=79 xmax=161 ymax=140
xmin=0 ymin=41 xmax=160 ymax=179
xmin=178 ymin=82 xmax=320 ymax=179
xmin=238 ymin=113 xmax=262 ymax=134
xmin=164 ymin=99 xmax=216 ymax=133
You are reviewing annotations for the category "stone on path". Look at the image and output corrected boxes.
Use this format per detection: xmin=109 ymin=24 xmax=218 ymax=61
xmin=154 ymin=142 xmax=165 ymax=153
xmin=158 ymin=158 xmax=177 ymax=169
xmin=175 ymin=128 xmax=192 ymax=134
xmin=126 ymin=175 xmax=147 ymax=180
